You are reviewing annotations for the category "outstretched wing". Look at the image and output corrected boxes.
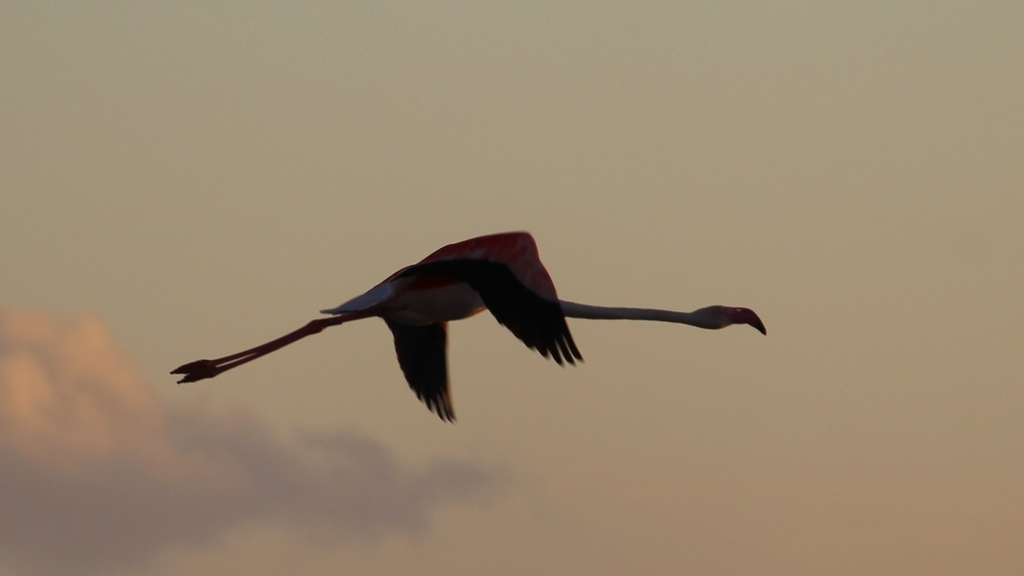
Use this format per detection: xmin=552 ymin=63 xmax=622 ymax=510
xmin=396 ymin=259 xmax=582 ymax=366
xmin=418 ymin=231 xmax=559 ymax=300
xmin=323 ymin=232 xmax=555 ymax=317
xmin=385 ymin=320 xmax=455 ymax=422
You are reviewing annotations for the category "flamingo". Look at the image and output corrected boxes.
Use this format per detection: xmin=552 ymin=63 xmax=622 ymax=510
xmin=172 ymin=232 xmax=765 ymax=421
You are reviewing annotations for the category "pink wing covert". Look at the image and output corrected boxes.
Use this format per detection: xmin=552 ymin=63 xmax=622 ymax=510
xmin=418 ymin=231 xmax=559 ymax=300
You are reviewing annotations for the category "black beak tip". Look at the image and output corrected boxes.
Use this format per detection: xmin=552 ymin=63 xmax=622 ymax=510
xmin=752 ymin=318 xmax=767 ymax=335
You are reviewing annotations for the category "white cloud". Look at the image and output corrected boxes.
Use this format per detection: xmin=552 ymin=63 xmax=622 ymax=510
xmin=0 ymin=308 xmax=501 ymax=576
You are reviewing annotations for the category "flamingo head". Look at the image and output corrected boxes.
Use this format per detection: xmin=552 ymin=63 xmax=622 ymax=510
xmin=698 ymin=306 xmax=767 ymax=334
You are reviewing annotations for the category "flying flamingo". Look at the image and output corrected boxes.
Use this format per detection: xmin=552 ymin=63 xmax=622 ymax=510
xmin=172 ymin=232 xmax=766 ymax=421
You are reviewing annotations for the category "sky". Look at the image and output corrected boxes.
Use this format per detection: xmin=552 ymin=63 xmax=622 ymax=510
xmin=1 ymin=1 xmax=1022 ymax=575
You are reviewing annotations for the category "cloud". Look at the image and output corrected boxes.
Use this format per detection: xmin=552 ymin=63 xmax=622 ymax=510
xmin=0 ymin=308 xmax=502 ymax=576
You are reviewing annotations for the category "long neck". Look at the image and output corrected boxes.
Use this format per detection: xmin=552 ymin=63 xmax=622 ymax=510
xmin=559 ymin=300 xmax=719 ymax=330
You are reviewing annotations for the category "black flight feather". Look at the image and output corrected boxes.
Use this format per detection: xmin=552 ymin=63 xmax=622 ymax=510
xmin=385 ymin=320 xmax=455 ymax=422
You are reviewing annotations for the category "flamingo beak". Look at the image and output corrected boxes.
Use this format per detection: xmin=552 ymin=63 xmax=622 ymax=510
xmin=750 ymin=314 xmax=767 ymax=335
xmin=730 ymin=308 xmax=767 ymax=335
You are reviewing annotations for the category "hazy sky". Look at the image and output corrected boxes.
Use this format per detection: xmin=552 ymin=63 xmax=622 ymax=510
xmin=2 ymin=2 xmax=1022 ymax=575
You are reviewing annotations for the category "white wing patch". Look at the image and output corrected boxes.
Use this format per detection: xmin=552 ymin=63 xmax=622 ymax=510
xmin=320 ymin=274 xmax=406 ymax=315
